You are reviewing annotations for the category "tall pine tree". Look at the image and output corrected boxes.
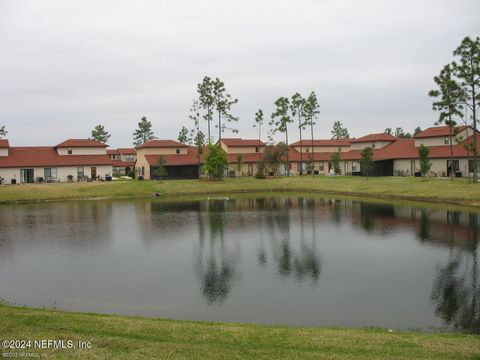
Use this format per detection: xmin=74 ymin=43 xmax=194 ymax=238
xmin=133 ymin=116 xmax=156 ymax=146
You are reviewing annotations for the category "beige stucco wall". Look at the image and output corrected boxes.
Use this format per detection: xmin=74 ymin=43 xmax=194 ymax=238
xmin=0 ymin=148 xmax=8 ymax=156
xmin=0 ymin=165 xmax=112 ymax=183
xmin=222 ymin=144 xmax=263 ymax=153
xmin=393 ymin=158 xmax=470 ymax=177
xmin=292 ymin=145 xmax=350 ymax=153
xmin=137 ymin=147 xmax=187 ymax=156
xmin=57 ymin=147 xmax=107 ymax=155
xmin=414 ymin=128 xmax=470 ymax=147
xmin=350 ymin=141 xmax=393 ymax=150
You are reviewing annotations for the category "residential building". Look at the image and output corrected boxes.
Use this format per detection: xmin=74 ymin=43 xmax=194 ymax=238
xmin=108 ymin=148 xmax=136 ymax=175
xmin=0 ymin=139 xmax=112 ymax=184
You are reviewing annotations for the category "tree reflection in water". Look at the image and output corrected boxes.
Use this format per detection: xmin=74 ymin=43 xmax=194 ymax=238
xmin=195 ymin=199 xmax=240 ymax=304
xmin=431 ymin=222 xmax=479 ymax=334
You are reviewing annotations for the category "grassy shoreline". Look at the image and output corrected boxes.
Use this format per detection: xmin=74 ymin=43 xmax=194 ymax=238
xmin=1 ymin=304 xmax=479 ymax=359
xmin=0 ymin=176 xmax=479 ymax=207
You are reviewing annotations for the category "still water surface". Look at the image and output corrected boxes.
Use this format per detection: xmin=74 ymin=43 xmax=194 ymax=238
xmin=0 ymin=195 xmax=478 ymax=332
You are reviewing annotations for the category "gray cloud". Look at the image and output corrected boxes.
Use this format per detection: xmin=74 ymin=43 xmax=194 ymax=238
xmin=0 ymin=0 xmax=478 ymax=146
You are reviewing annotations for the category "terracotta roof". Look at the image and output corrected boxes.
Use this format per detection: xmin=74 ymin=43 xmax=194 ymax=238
xmin=118 ymin=148 xmax=136 ymax=155
xmin=0 ymin=139 xmax=9 ymax=148
xmin=350 ymin=133 xmax=397 ymax=143
xmin=220 ymin=138 xmax=265 ymax=147
xmin=55 ymin=139 xmax=108 ymax=148
xmin=290 ymin=139 xmax=351 ymax=147
xmin=0 ymin=147 xmax=112 ymax=168
xmin=414 ymin=125 xmax=469 ymax=138
xmin=112 ymin=160 xmax=135 ymax=167
xmin=137 ymin=140 xmax=189 ymax=149
xmin=107 ymin=148 xmax=136 ymax=155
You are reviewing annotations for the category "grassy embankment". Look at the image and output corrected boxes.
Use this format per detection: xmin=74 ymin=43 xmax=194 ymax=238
xmin=0 ymin=176 xmax=479 ymax=206
xmin=1 ymin=304 xmax=479 ymax=359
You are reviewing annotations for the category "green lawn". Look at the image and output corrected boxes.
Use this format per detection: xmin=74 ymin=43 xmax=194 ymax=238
xmin=0 ymin=304 xmax=478 ymax=359
xmin=0 ymin=176 xmax=479 ymax=206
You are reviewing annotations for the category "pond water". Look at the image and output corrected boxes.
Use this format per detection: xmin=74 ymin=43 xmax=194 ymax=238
xmin=0 ymin=195 xmax=478 ymax=333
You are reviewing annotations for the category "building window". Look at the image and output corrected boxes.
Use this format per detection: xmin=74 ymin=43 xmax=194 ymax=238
xmin=176 ymin=149 xmax=180 ymax=154
xmin=305 ymin=147 xmax=309 ymax=152
xmin=77 ymin=166 xmax=84 ymax=179
xmin=319 ymin=162 xmax=324 ymax=171
xmin=68 ymin=148 xmax=72 ymax=155
xmin=255 ymin=147 xmax=259 ymax=153
xmin=468 ymin=160 xmax=480 ymax=173
xmin=44 ymin=168 xmax=57 ymax=179
xmin=352 ymin=162 xmax=357 ymax=172
xmin=371 ymin=143 xmax=376 ymax=149
xmin=444 ymin=137 xmax=450 ymax=145
xmin=125 ymin=154 xmax=135 ymax=161
xmin=338 ymin=147 xmax=341 ymax=152
xmin=410 ymin=160 xmax=416 ymax=175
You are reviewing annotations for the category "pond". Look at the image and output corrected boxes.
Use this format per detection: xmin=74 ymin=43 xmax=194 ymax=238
xmin=0 ymin=195 xmax=478 ymax=333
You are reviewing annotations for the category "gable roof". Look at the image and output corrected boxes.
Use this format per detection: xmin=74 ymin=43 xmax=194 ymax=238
xmin=0 ymin=139 xmax=9 ymax=148
xmin=220 ymin=138 xmax=265 ymax=147
xmin=0 ymin=147 xmax=112 ymax=168
xmin=55 ymin=139 xmax=108 ymax=148
xmin=137 ymin=140 xmax=188 ymax=149
xmin=350 ymin=133 xmax=397 ymax=143
xmin=290 ymin=139 xmax=351 ymax=147
xmin=118 ymin=148 xmax=136 ymax=155
xmin=414 ymin=125 xmax=469 ymax=138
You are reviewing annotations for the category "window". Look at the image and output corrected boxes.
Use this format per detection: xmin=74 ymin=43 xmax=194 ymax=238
xmin=371 ymin=143 xmax=376 ymax=149
xmin=77 ymin=166 xmax=84 ymax=179
xmin=176 ymin=149 xmax=180 ymax=154
xmin=410 ymin=160 xmax=416 ymax=174
xmin=125 ymin=154 xmax=135 ymax=161
xmin=468 ymin=160 xmax=480 ymax=173
xmin=352 ymin=162 xmax=357 ymax=172
xmin=44 ymin=168 xmax=57 ymax=179
xmin=255 ymin=147 xmax=259 ymax=153
xmin=305 ymin=147 xmax=309 ymax=152
xmin=68 ymin=148 xmax=72 ymax=155
xmin=444 ymin=137 xmax=450 ymax=145
xmin=338 ymin=147 xmax=341 ymax=152
xmin=344 ymin=162 xmax=348 ymax=174
xmin=319 ymin=162 xmax=324 ymax=171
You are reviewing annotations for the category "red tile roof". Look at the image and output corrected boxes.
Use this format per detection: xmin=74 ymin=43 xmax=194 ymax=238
xmin=0 ymin=147 xmax=112 ymax=168
xmin=227 ymin=153 xmax=264 ymax=163
xmin=112 ymin=160 xmax=135 ymax=167
xmin=107 ymin=148 xmax=136 ymax=155
xmin=350 ymin=133 xmax=397 ymax=143
xmin=137 ymin=140 xmax=189 ymax=149
xmin=118 ymin=148 xmax=136 ymax=155
xmin=0 ymin=139 xmax=9 ymax=148
xmin=55 ymin=139 xmax=108 ymax=148
xmin=220 ymin=138 xmax=265 ymax=147
xmin=414 ymin=125 xmax=469 ymax=138
xmin=290 ymin=139 xmax=351 ymax=147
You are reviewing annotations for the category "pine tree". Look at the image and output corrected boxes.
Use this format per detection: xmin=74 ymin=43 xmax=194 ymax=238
xmin=90 ymin=124 xmax=111 ymax=144
xmin=177 ymin=126 xmax=191 ymax=144
xmin=133 ymin=116 xmax=156 ymax=146
xmin=0 ymin=125 xmax=7 ymax=138
xmin=304 ymin=92 xmax=320 ymax=175
xmin=331 ymin=121 xmax=349 ymax=140
xmin=270 ymin=97 xmax=293 ymax=175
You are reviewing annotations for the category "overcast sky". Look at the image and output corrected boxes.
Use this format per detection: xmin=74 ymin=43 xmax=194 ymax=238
xmin=1 ymin=0 xmax=479 ymax=147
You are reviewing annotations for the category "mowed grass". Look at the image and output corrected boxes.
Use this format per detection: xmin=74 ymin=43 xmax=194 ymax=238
xmin=0 ymin=176 xmax=479 ymax=206
xmin=1 ymin=304 xmax=479 ymax=360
